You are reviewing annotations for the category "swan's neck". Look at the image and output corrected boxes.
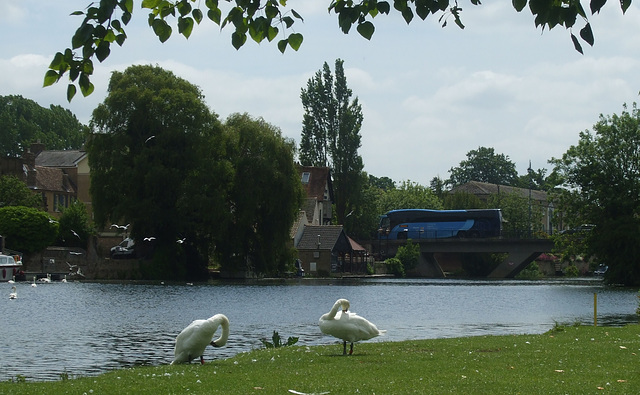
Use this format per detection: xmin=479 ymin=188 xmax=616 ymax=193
xmin=209 ymin=314 xmax=230 ymax=347
xmin=326 ymin=300 xmax=344 ymax=320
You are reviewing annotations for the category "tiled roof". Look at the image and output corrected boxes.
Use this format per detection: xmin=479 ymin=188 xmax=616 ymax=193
xmin=297 ymin=225 xmax=346 ymax=251
xmin=35 ymin=150 xmax=87 ymax=167
xmin=348 ymin=236 xmax=366 ymax=252
xmin=33 ymin=166 xmax=76 ymax=193
xmin=450 ymin=181 xmax=547 ymax=202
xmin=299 ymin=165 xmax=333 ymax=202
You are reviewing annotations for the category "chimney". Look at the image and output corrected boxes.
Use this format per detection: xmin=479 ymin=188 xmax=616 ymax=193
xmin=30 ymin=141 xmax=45 ymax=157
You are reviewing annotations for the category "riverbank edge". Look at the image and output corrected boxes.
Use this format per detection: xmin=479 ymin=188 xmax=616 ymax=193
xmin=2 ymin=324 xmax=639 ymax=393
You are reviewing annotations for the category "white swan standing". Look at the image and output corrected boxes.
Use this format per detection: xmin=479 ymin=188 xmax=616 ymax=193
xmin=171 ymin=314 xmax=230 ymax=365
xmin=9 ymin=286 xmax=17 ymax=299
xmin=319 ymin=298 xmax=385 ymax=355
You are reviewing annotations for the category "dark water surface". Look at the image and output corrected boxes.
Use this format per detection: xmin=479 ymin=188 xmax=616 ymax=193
xmin=1 ymin=277 xmax=637 ymax=381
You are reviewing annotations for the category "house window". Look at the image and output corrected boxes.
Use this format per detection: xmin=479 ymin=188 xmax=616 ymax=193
xmin=301 ymin=172 xmax=310 ymax=184
xmin=54 ymin=194 xmax=70 ymax=212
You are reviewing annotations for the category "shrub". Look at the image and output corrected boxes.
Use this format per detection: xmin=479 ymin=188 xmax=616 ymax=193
xmin=385 ymin=257 xmax=405 ymax=277
xmin=395 ymin=239 xmax=420 ymax=272
xmin=0 ymin=206 xmax=57 ymax=252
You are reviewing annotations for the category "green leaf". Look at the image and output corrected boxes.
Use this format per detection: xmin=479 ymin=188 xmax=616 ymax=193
xmin=401 ymin=7 xmax=414 ymax=24
xmin=231 ymin=31 xmax=247 ymax=49
xmin=79 ymin=74 xmax=95 ymax=97
xmin=580 ymin=23 xmax=594 ymax=46
xmin=43 ymin=70 xmax=60 ymax=87
xmin=192 ymin=9 xmax=203 ymax=24
xmin=208 ymin=8 xmax=222 ymax=25
xmin=620 ymin=0 xmax=631 ymax=13
xmin=122 ymin=11 xmax=132 ymax=25
xmin=72 ymin=24 xmax=94 ymax=49
xmin=152 ymin=19 xmax=172 ymax=42
xmin=287 ymin=32 xmax=303 ymax=50
xmin=571 ymin=33 xmax=584 ymax=54
xmin=512 ymin=0 xmax=527 ymax=12
xmin=122 ymin=0 xmax=134 ymax=13
xmin=95 ymin=41 xmax=111 ymax=62
xmin=267 ymin=26 xmax=278 ymax=42
xmin=66 ymin=84 xmax=77 ymax=102
xmin=48 ymin=52 xmax=65 ymax=69
xmin=176 ymin=0 xmax=192 ymax=17
xmin=590 ymin=0 xmax=607 ymax=14
xmin=277 ymin=38 xmax=287 ymax=53
xmin=356 ymin=21 xmax=375 ymax=40
xmin=116 ymin=33 xmax=127 ymax=46
xmin=377 ymin=1 xmax=391 ymax=14
xmin=291 ymin=9 xmax=304 ymax=21
xmin=178 ymin=16 xmax=195 ymax=38
xmin=282 ymin=15 xmax=294 ymax=28
xmin=141 ymin=0 xmax=161 ymax=9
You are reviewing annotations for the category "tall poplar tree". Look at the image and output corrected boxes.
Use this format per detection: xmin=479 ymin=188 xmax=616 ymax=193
xmin=299 ymin=59 xmax=364 ymax=227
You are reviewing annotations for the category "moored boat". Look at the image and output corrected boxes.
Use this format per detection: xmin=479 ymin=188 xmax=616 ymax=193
xmin=0 ymin=254 xmax=23 ymax=282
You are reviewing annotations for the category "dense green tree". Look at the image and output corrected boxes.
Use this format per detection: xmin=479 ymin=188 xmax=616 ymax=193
xmin=88 ymin=65 xmax=226 ymax=279
xmin=443 ymin=191 xmax=485 ymax=210
xmin=377 ymin=180 xmax=443 ymax=214
xmin=369 ymin=175 xmax=395 ymax=191
xmin=550 ymin=103 xmax=640 ymax=285
xmin=220 ymin=113 xmax=303 ymax=275
xmin=0 ymin=206 xmax=58 ymax=253
xmin=0 ymin=175 xmax=42 ymax=208
xmin=56 ymin=199 xmax=92 ymax=248
xmin=299 ymin=59 xmax=364 ymax=226
xmin=47 ymin=0 xmax=621 ymax=99
xmin=513 ymin=166 xmax=551 ymax=191
xmin=488 ymin=191 xmax=544 ymax=238
xmin=0 ymin=95 xmax=87 ymax=157
xmin=341 ymin=172 xmax=381 ymax=239
xmin=447 ymin=147 xmax=518 ymax=187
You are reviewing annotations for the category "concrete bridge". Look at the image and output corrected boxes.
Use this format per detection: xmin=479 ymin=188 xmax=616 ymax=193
xmin=373 ymin=238 xmax=555 ymax=278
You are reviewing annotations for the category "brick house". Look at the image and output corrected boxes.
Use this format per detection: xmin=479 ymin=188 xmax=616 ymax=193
xmin=0 ymin=142 xmax=90 ymax=219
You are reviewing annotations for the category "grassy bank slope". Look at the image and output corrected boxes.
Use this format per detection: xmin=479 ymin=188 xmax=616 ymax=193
xmin=2 ymin=324 xmax=639 ymax=394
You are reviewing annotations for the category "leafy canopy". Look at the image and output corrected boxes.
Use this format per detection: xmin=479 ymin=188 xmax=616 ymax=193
xmin=0 ymin=175 xmax=43 ymax=209
xmin=45 ymin=0 xmax=630 ymax=101
xmin=88 ymin=64 xmax=226 ymax=279
xmin=0 ymin=95 xmax=87 ymax=157
xmin=0 ymin=206 xmax=58 ymax=253
xmin=550 ymin=103 xmax=640 ymax=285
xmin=447 ymin=146 xmax=518 ymax=187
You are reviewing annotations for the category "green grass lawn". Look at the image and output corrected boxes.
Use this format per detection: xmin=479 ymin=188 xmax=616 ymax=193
xmin=2 ymin=324 xmax=639 ymax=394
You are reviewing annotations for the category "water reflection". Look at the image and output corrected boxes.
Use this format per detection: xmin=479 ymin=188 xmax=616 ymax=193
xmin=1 ymin=278 xmax=637 ymax=381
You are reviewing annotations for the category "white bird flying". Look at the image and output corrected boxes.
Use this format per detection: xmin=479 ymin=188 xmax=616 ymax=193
xmin=319 ymin=298 xmax=385 ymax=355
xmin=171 ymin=314 xmax=230 ymax=365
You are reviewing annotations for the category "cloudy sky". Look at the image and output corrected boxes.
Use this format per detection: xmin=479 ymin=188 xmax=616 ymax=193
xmin=2 ymin=1 xmax=639 ymax=186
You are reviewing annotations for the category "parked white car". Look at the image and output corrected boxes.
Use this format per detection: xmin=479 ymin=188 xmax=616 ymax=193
xmin=110 ymin=238 xmax=135 ymax=259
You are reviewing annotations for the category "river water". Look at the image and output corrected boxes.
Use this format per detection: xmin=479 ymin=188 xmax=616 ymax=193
xmin=1 ymin=277 xmax=637 ymax=382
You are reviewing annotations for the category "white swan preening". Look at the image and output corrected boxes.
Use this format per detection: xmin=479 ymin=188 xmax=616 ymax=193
xmin=9 ymin=286 xmax=17 ymax=299
xmin=171 ymin=314 xmax=230 ymax=365
xmin=319 ymin=298 xmax=385 ymax=355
